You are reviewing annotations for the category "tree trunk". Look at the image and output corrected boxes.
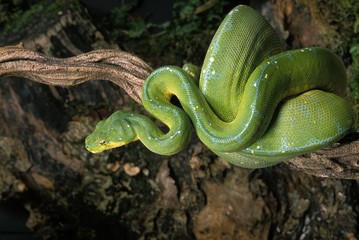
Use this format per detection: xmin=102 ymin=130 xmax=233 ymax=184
xmin=0 ymin=1 xmax=358 ymax=239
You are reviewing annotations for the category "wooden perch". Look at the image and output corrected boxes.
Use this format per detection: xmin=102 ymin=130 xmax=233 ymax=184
xmin=0 ymin=43 xmax=152 ymax=104
xmin=287 ymin=132 xmax=359 ymax=179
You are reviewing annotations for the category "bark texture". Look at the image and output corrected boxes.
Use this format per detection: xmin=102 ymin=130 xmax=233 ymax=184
xmin=0 ymin=44 xmax=151 ymax=104
xmin=0 ymin=1 xmax=358 ymax=239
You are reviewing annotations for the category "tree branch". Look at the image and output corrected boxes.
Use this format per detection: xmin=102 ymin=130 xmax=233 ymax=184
xmin=287 ymin=132 xmax=359 ymax=179
xmin=0 ymin=43 xmax=152 ymax=104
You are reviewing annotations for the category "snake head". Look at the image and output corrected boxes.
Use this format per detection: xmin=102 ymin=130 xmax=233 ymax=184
xmin=85 ymin=111 xmax=137 ymax=153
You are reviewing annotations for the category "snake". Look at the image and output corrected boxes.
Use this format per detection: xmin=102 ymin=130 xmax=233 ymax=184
xmin=85 ymin=5 xmax=356 ymax=168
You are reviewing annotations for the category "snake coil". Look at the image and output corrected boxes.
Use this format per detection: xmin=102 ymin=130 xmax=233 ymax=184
xmin=85 ymin=5 xmax=356 ymax=168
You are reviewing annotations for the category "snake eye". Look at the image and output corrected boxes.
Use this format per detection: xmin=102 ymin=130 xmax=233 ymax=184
xmin=99 ymin=140 xmax=107 ymax=145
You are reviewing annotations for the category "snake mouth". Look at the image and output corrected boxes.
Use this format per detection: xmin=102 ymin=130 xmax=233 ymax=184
xmin=85 ymin=147 xmax=102 ymax=154
xmin=85 ymin=142 xmax=103 ymax=154
xmin=85 ymin=136 xmax=128 ymax=153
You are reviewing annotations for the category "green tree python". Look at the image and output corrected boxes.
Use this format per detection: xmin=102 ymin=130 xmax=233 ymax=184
xmin=85 ymin=5 xmax=356 ymax=168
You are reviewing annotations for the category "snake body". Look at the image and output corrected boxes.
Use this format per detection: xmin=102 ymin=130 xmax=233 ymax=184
xmin=85 ymin=5 xmax=356 ymax=168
